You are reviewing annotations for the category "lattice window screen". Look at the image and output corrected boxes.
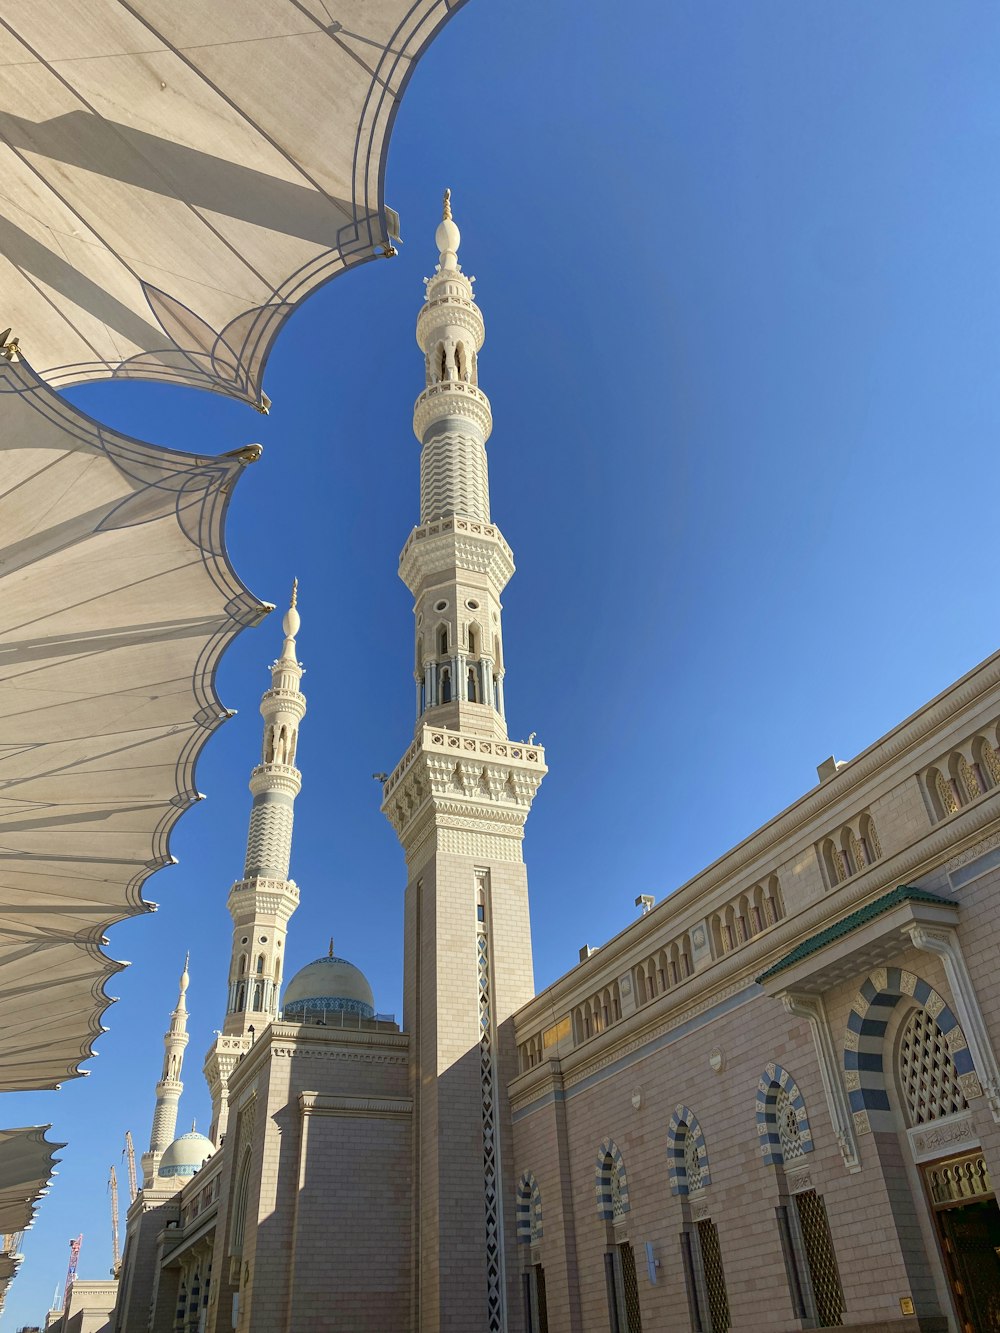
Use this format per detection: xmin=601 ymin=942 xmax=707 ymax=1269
xmin=776 ymin=1088 xmax=806 ymax=1162
xmin=611 ymin=1169 xmax=626 ymax=1219
xmin=898 ymin=1006 xmax=968 ymax=1125
xmin=684 ymin=1130 xmax=705 ymax=1191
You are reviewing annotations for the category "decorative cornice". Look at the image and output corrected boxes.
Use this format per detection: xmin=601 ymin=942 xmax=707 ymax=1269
xmin=299 ymin=1092 xmax=412 ymax=1118
xmin=514 ymin=797 xmax=1000 ymax=1046
xmin=516 ymin=655 xmax=1000 ymax=1026
xmin=248 ymin=764 xmax=301 ymax=797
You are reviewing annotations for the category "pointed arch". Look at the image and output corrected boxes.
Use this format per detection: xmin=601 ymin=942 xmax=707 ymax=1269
xmin=595 ymin=1138 xmax=630 ymax=1219
xmin=516 ymin=1171 xmax=543 ymax=1243
xmin=843 ymin=968 xmax=979 ymax=1133
xmin=666 ymin=1105 xmax=711 ymax=1195
xmin=755 ymin=1063 xmax=814 ymax=1165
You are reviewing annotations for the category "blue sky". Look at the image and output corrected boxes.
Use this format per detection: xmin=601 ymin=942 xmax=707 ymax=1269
xmin=4 ymin=2 xmax=999 ymax=1323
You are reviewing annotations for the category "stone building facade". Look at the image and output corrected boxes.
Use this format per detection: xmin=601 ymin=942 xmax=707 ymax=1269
xmin=102 ymin=202 xmax=1000 ymax=1333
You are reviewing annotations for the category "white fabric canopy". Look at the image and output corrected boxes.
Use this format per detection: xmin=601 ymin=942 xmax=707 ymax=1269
xmin=0 ymin=0 xmax=465 ymax=405
xmin=0 ymin=355 xmax=266 ymax=1089
xmin=0 ymin=1127 xmax=61 ymax=1235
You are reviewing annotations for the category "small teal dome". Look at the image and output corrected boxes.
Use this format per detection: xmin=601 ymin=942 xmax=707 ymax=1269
xmin=158 ymin=1131 xmax=214 ymax=1179
xmin=283 ymin=955 xmax=375 ymax=1019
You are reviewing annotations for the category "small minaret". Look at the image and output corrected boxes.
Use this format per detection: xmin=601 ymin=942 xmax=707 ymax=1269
xmin=383 ymin=195 xmax=546 ymax=1333
xmin=140 ymin=955 xmax=190 ymax=1187
xmin=203 ymin=585 xmax=306 ymax=1144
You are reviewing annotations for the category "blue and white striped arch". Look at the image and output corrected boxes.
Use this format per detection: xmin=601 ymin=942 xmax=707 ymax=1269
xmin=516 ymin=1172 xmax=543 ymax=1243
xmin=666 ymin=1105 xmax=711 ymax=1195
xmin=595 ymin=1139 xmax=629 ymax=1219
xmin=755 ymin=1063 xmax=814 ymax=1165
xmin=843 ymin=967 xmax=977 ymax=1134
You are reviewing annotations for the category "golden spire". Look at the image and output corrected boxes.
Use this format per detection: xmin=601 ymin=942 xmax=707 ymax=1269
xmin=442 ymin=188 xmax=452 ymax=221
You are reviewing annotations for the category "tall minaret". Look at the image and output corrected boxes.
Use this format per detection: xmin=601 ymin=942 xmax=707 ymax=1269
xmin=140 ymin=955 xmax=190 ymax=1187
xmin=204 ymin=585 xmax=305 ymax=1144
xmin=382 ymin=194 xmax=547 ymax=1333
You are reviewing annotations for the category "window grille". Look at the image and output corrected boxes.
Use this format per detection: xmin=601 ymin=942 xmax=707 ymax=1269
xmin=697 ymin=1220 xmax=730 ymax=1333
xmin=793 ymin=1191 xmax=844 ymax=1327
xmin=898 ymin=1006 xmax=968 ymax=1125
xmin=684 ymin=1130 xmax=705 ymax=1192
xmin=680 ymin=1232 xmax=706 ymax=1333
xmin=619 ymin=1243 xmax=643 ymax=1332
xmin=522 ymin=1265 xmax=549 ymax=1333
xmin=775 ymin=1088 xmax=806 ymax=1162
xmin=611 ymin=1168 xmax=626 ymax=1219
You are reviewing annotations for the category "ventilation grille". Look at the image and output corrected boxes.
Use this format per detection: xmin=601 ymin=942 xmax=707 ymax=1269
xmin=776 ymin=1087 xmax=806 ymax=1162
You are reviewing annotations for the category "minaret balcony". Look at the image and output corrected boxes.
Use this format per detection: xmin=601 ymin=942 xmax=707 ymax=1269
xmin=413 ymin=381 xmax=492 ymax=441
xmin=398 ymin=516 xmax=515 ymax=595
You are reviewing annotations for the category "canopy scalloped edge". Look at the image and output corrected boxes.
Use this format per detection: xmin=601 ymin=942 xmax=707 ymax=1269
xmin=0 ymin=355 xmax=269 ymax=1090
xmin=0 ymin=0 xmax=470 ymax=407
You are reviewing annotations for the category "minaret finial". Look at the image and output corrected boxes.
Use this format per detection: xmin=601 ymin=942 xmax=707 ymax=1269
xmin=329 ymin=936 xmax=334 ymax=959
xmin=280 ymin=579 xmax=301 ymax=663
xmin=435 ymin=189 xmax=461 ymax=271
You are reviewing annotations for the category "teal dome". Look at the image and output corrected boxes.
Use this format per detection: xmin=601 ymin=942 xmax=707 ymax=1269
xmin=283 ymin=955 xmax=375 ymax=1019
xmin=158 ymin=1131 xmax=214 ymax=1179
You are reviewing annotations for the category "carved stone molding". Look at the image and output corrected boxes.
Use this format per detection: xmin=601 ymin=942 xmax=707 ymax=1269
xmin=944 ymin=829 xmax=1000 ymax=872
xmin=780 ymin=991 xmax=862 ymax=1173
xmin=299 ymin=1092 xmax=412 ymax=1118
xmin=907 ymin=1109 xmax=980 ymax=1163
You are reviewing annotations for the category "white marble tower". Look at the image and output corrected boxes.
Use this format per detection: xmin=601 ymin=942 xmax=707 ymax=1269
xmin=382 ymin=194 xmax=546 ymax=1333
xmin=140 ymin=955 xmax=191 ymax=1187
xmin=204 ymin=586 xmax=306 ymax=1144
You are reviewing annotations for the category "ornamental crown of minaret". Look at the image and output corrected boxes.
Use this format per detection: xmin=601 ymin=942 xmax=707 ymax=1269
xmin=415 ymin=189 xmax=491 ymax=445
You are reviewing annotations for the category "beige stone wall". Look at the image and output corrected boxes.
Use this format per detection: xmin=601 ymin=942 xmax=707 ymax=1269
xmin=509 ymin=652 xmax=1000 ymax=1333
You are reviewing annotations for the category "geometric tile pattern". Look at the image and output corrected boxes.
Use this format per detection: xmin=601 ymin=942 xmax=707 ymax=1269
xmin=756 ymin=1064 xmax=814 ymax=1165
xmin=842 ymin=968 xmax=977 ymax=1134
xmin=515 ymin=1171 xmax=543 ymax=1244
xmin=666 ymin=1106 xmax=711 ymax=1195
xmin=595 ymin=1139 xmax=630 ymax=1220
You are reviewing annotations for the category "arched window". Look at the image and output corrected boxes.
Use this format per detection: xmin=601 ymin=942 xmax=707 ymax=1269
xmin=236 ymin=982 xmax=246 ymax=1010
xmin=441 ymin=668 xmax=452 ymax=704
xmin=252 ymin=982 xmax=262 ymax=1010
xmin=437 ymin=343 xmax=447 ymax=382
xmin=931 ymin=767 xmax=961 ymax=818
xmin=595 ymin=1140 xmax=629 ymax=1219
xmin=455 ymin=342 xmax=468 ymax=380
xmin=755 ymin=1064 xmax=814 ymax=1166
xmin=516 ymin=1173 xmax=543 ymax=1244
xmin=239 ymin=955 xmax=246 ymax=975
xmin=845 ymin=970 xmax=979 ymax=1133
xmin=667 ymin=1106 xmax=711 ymax=1195
xmin=256 ymin=955 xmax=264 ymax=975
xmin=468 ymin=667 xmax=478 ymax=702
xmin=897 ymin=1006 xmax=969 ymax=1126
xmin=468 ymin=627 xmax=477 ymax=655
xmin=438 ymin=626 xmax=448 ymax=656
xmin=956 ymin=753 xmax=982 ymax=804
xmin=976 ymin=734 xmax=1000 ymax=788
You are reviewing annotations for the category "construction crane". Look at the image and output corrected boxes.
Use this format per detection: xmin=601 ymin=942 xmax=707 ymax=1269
xmin=62 ymin=1234 xmax=82 ymax=1312
xmin=123 ymin=1131 xmax=138 ymax=1204
xmin=108 ymin=1167 xmax=120 ymax=1277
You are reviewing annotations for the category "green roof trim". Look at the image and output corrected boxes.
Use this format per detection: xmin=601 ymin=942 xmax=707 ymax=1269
xmin=755 ymin=885 xmax=954 ymax=985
